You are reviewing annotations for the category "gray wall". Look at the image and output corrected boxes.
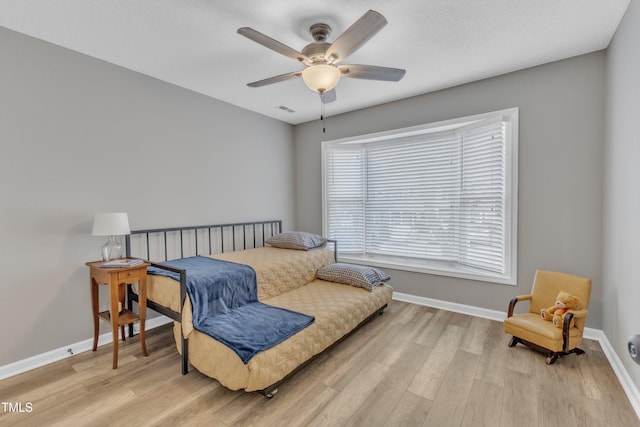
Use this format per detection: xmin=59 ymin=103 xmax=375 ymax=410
xmin=0 ymin=27 xmax=294 ymax=366
xmin=604 ymin=1 xmax=640 ymax=389
xmin=294 ymin=52 xmax=605 ymax=329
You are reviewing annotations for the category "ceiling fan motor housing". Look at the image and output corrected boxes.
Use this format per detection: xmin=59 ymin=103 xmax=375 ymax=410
xmin=310 ymin=23 xmax=331 ymax=42
xmin=303 ymin=24 xmax=333 ymax=63
xmin=301 ymin=41 xmax=332 ymax=63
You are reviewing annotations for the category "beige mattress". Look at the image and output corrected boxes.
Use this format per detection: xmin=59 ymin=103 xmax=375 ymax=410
xmin=138 ymin=245 xmax=393 ymax=391
xmin=138 ymin=246 xmax=336 ymax=312
xmin=174 ymin=280 xmax=393 ymax=391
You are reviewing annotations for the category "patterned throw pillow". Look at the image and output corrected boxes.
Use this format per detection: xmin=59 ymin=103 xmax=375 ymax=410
xmin=266 ymin=231 xmax=327 ymax=251
xmin=316 ymin=262 xmax=391 ymax=291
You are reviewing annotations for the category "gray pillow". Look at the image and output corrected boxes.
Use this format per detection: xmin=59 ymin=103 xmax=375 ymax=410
xmin=266 ymin=231 xmax=327 ymax=250
xmin=316 ymin=262 xmax=390 ymax=291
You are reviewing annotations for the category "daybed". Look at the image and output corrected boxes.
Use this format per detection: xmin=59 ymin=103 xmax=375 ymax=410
xmin=125 ymin=220 xmax=393 ymax=396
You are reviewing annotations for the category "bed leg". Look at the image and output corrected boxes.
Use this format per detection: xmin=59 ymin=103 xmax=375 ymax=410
xmin=181 ymin=335 xmax=189 ymax=375
xmin=260 ymin=385 xmax=278 ymax=398
xmin=265 ymin=388 xmax=278 ymax=398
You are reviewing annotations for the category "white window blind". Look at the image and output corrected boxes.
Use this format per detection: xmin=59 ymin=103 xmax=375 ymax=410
xmin=325 ymin=147 xmax=365 ymax=253
xmin=458 ymin=119 xmax=506 ymax=273
xmin=365 ymin=132 xmax=461 ymax=262
xmin=322 ymin=108 xmax=518 ymax=284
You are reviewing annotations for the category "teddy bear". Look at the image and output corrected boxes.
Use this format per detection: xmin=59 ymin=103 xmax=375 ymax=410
xmin=541 ymin=291 xmax=581 ymax=328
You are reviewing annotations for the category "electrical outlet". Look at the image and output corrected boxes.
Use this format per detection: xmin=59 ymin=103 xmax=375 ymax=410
xmin=628 ymin=335 xmax=640 ymax=365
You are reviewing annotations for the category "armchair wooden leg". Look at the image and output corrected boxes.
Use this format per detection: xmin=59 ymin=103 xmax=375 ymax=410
xmin=546 ymin=348 xmax=585 ymax=365
xmin=546 ymin=353 xmax=559 ymax=365
xmin=508 ymin=336 xmax=586 ymax=365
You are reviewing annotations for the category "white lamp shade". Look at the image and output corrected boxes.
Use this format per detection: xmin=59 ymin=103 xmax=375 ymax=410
xmin=301 ymin=64 xmax=341 ymax=93
xmin=92 ymin=212 xmax=131 ymax=236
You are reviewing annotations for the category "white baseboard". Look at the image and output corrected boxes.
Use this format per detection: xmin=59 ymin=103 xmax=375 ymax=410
xmin=392 ymin=292 xmax=640 ymax=420
xmin=588 ymin=328 xmax=640 ymax=419
xmin=393 ymin=291 xmax=507 ymax=322
xmin=0 ymin=315 xmax=172 ymax=381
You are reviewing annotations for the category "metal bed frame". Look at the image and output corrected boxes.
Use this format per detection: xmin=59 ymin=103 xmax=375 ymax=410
xmin=124 ymin=220 xmax=283 ymax=375
xmin=123 ymin=219 xmax=339 ymax=380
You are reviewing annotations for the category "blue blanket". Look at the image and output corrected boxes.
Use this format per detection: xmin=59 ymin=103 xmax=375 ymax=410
xmin=147 ymin=256 xmax=314 ymax=363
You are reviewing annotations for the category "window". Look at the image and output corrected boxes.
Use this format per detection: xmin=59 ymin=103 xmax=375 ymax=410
xmin=322 ymin=108 xmax=518 ymax=285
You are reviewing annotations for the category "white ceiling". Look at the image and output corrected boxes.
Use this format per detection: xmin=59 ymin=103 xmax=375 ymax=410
xmin=0 ymin=0 xmax=630 ymax=125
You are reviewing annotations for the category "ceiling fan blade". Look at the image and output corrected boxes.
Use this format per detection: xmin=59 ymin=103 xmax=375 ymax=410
xmin=322 ymin=89 xmax=337 ymax=104
xmin=339 ymin=64 xmax=406 ymax=81
xmin=238 ymin=27 xmax=311 ymax=65
xmin=325 ymin=10 xmax=388 ymax=63
xmin=247 ymin=71 xmax=302 ymax=88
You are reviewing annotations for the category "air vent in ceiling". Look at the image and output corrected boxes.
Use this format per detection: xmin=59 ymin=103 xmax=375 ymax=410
xmin=276 ymin=105 xmax=295 ymax=113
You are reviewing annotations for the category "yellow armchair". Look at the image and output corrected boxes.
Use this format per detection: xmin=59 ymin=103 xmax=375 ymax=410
xmin=503 ymin=270 xmax=591 ymax=364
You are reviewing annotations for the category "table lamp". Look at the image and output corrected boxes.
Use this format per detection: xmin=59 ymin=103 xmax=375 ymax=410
xmin=92 ymin=212 xmax=130 ymax=261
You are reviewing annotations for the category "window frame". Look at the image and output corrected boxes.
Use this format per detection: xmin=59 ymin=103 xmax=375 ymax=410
xmin=321 ymin=108 xmax=519 ymax=285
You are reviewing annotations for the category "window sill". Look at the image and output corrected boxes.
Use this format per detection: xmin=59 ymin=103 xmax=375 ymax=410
xmin=337 ymin=253 xmax=516 ymax=286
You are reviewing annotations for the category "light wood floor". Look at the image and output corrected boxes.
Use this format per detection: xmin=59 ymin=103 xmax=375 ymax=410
xmin=1 ymin=301 xmax=638 ymax=426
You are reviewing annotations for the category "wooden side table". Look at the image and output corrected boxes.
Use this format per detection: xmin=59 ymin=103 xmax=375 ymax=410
xmin=86 ymin=260 xmax=151 ymax=369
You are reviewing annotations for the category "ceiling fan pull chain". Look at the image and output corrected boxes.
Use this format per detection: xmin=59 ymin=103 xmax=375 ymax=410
xmin=320 ymin=91 xmax=326 ymax=133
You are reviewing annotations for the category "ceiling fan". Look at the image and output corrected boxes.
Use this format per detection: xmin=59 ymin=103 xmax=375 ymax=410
xmin=237 ymin=9 xmax=406 ymax=102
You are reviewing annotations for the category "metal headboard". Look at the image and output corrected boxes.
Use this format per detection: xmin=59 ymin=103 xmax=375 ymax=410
xmin=125 ymin=219 xmax=283 ymax=262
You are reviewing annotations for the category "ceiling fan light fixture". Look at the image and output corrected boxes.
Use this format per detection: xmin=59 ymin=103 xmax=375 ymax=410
xmin=301 ymin=64 xmax=341 ymax=93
